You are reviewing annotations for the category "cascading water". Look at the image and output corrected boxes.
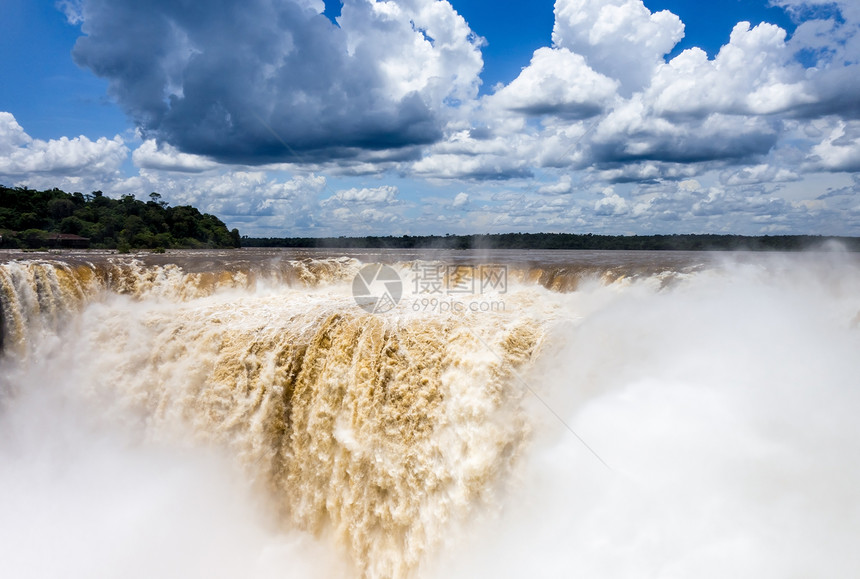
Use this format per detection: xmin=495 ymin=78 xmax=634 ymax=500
xmin=2 ymin=248 xmax=859 ymax=578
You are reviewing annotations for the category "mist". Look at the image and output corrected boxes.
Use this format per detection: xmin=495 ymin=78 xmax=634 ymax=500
xmin=0 ymin=343 xmax=349 ymax=579
xmin=430 ymin=252 xmax=860 ymax=577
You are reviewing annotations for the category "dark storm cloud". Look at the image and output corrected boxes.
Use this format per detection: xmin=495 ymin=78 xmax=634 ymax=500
xmin=791 ymin=70 xmax=860 ymax=120
xmin=507 ymin=102 xmax=605 ymax=121
xmin=589 ymin=120 xmax=780 ymax=167
xmin=71 ymin=0 xmax=444 ymax=164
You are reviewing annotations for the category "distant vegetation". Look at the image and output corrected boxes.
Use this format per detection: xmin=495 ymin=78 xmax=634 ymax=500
xmin=3 ymin=184 xmax=855 ymax=253
xmin=244 ymin=233 xmax=860 ymax=252
xmin=0 ymin=185 xmax=240 ymax=250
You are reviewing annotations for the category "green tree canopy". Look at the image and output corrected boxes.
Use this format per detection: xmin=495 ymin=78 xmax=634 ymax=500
xmin=0 ymin=185 xmax=241 ymax=250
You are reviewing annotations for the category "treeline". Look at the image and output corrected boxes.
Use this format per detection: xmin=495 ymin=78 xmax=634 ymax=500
xmin=0 ymin=185 xmax=240 ymax=250
xmin=244 ymin=233 xmax=860 ymax=251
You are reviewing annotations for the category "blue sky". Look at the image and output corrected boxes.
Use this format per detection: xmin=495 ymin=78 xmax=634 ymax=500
xmin=1 ymin=0 xmax=859 ymax=237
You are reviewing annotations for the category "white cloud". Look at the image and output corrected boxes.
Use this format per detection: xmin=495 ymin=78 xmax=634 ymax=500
xmin=132 ymin=139 xmax=219 ymax=173
xmin=57 ymin=0 xmax=84 ymax=24
xmin=806 ymin=120 xmax=860 ymax=172
xmin=648 ymin=23 xmax=812 ymax=117
xmin=776 ymin=1 xmax=860 ymax=118
xmin=489 ymin=47 xmax=618 ymax=118
xmin=357 ymin=208 xmax=398 ymax=223
xmin=452 ymin=192 xmax=469 ymax=207
xmin=772 ymin=0 xmax=860 ymax=24
xmin=0 ymin=112 xmax=32 ymax=154
xmin=594 ymin=188 xmax=629 ymax=216
xmin=591 ymin=162 xmax=699 ymax=184
xmin=446 ymin=0 xmax=860 ymax=191
xmin=341 ymin=0 xmax=484 ymax=107
xmin=0 ymin=112 xmax=127 ymax=178
xmin=552 ymin=0 xmax=684 ymax=93
xmin=721 ymin=164 xmax=800 ymax=186
xmin=410 ymin=128 xmax=535 ymax=180
xmin=591 ymin=98 xmax=780 ymax=166
xmin=538 ymin=175 xmax=574 ymax=195
xmin=328 ymin=206 xmax=399 ymax=228
xmin=322 ymin=186 xmax=398 ymax=205
xmin=419 ymin=2 xmax=848 ymax=187
xmin=410 ymin=151 xmax=531 ymax=181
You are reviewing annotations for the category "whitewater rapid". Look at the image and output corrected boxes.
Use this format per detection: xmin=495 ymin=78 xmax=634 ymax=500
xmin=1 ymin=248 xmax=859 ymax=578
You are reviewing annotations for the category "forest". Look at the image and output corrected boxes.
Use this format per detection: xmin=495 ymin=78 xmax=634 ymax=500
xmin=0 ymin=185 xmax=240 ymax=250
xmin=243 ymin=232 xmax=860 ymax=251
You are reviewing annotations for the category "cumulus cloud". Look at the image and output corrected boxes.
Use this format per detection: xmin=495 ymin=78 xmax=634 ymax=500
xmin=591 ymin=98 xmax=781 ymax=165
xmin=538 ymin=175 xmax=574 ymax=195
xmin=773 ymin=0 xmax=860 ymax=26
xmin=329 ymin=205 xmax=400 ymax=229
xmin=71 ymin=0 xmax=483 ymax=164
xmin=720 ymin=163 xmax=800 ymax=186
xmin=412 ymin=0 xmax=860 ymax=189
xmin=7 ymin=0 xmax=860 ymax=236
xmin=423 ymin=0 xmax=832 ymax=183
xmin=786 ymin=4 xmax=860 ymax=119
xmin=60 ymin=0 xmax=860 ymax=188
xmin=322 ymin=186 xmax=398 ymax=205
xmin=126 ymin=170 xmax=329 ymax=235
xmin=489 ymin=47 xmax=618 ymax=118
xmin=410 ymin=128 xmax=536 ymax=180
xmin=552 ymin=0 xmax=684 ymax=94
xmin=648 ymin=23 xmax=812 ymax=117
xmin=594 ymin=188 xmax=629 ymax=216
xmin=0 ymin=112 xmax=127 ymax=178
xmin=355 ymin=208 xmax=398 ymax=223
xmin=805 ymin=120 xmax=860 ymax=172
xmin=0 ymin=112 xmax=32 ymax=154
xmin=589 ymin=162 xmax=695 ymax=184
xmin=451 ymin=192 xmax=469 ymax=207
xmin=132 ymin=139 xmax=219 ymax=173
